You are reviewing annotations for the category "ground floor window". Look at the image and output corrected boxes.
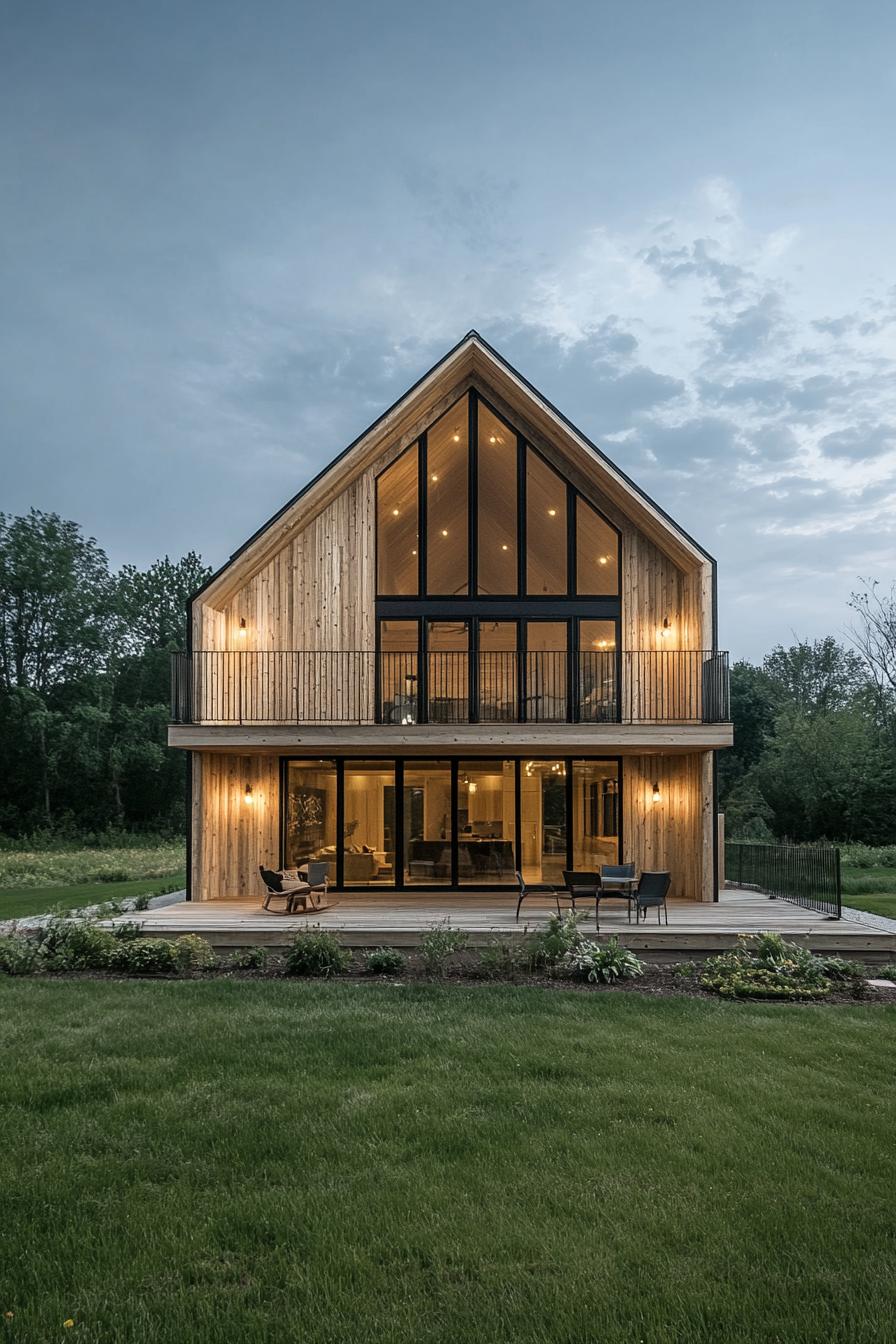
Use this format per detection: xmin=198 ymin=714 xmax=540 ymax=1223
xmin=282 ymin=757 xmax=620 ymax=888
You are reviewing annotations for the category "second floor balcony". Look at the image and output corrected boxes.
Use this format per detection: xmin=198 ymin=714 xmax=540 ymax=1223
xmin=171 ymin=648 xmax=730 ymax=727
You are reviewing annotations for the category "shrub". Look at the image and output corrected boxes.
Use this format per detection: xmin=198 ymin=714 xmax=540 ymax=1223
xmin=841 ymin=843 xmax=896 ymax=870
xmin=172 ymin=934 xmax=216 ymax=971
xmin=878 ymin=964 xmax=896 ymax=982
xmin=107 ymin=938 xmax=178 ymax=975
xmin=564 ymin=936 xmax=644 ymax=984
xmin=701 ymin=932 xmax=830 ymax=1000
xmin=284 ymin=927 xmax=351 ymax=978
xmin=36 ymin=917 xmax=117 ymax=971
xmin=0 ymin=934 xmax=39 ymax=976
xmin=363 ymin=947 xmax=406 ymax=976
xmin=818 ymin=956 xmax=866 ymax=981
xmin=671 ymin=960 xmax=698 ymax=978
xmin=111 ymin=921 xmax=143 ymax=942
xmin=228 ymin=946 xmax=268 ymax=971
xmin=475 ymin=937 xmax=526 ymax=979
xmin=97 ymin=868 xmax=131 ymax=884
xmin=525 ymin=910 xmax=583 ymax=969
xmin=419 ymin=921 xmax=468 ymax=976
xmin=132 ymin=893 xmax=152 ymax=911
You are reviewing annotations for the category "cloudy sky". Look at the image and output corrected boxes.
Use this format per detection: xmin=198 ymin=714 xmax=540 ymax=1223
xmin=2 ymin=0 xmax=895 ymax=659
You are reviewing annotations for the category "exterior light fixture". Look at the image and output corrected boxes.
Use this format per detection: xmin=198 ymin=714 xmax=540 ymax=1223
xmin=244 ymin=784 xmax=254 ymax=805
xmin=660 ymin=617 xmax=672 ymax=638
xmin=238 ymin=617 xmax=247 ymax=637
xmin=652 ymin=782 xmax=661 ymax=804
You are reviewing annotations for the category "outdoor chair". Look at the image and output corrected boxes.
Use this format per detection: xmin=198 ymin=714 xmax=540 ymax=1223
xmin=259 ymin=865 xmax=310 ymax=914
xmin=515 ymin=872 xmax=562 ymax=923
xmin=634 ymin=871 xmax=671 ymax=925
xmin=561 ymin=870 xmax=601 ymax=927
xmin=600 ymin=862 xmax=636 ymax=891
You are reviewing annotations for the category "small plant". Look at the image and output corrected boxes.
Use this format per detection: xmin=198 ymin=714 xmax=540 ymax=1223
xmin=132 ymin=893 xmax=151 ymax=911
xmin=818 ymin=956 xmax=866 ymax=981
xmin=877 ymin=964 xmax=896 ymax=982
xmin=107 ymin=938 xmax=178 ymax=975
xmin=525 ymin=910 xmax=584 ymax=969
xmin=475 ymin=937 xmax=525 ymax=979
xmin=172 ymin=934 xmax=217 ymax=971
xmin=228 ymin=946 xmax=268 ymax=971
xmin=284 ymin=927 xmax=351 ymax=978
xmin=111 ymin=921 xmax=143 ymax=942
xmin=701 ymin=932 xmax=830 ymax=1000
xmin=36 ymin=916 xmax=117 ymax=971
xmin=0 ymin=934 xmax=39 ymax=976
xmin=419 ymin=921 xmax=468 ymax=976
xmin=671 ymin=960 xmax=698 ymax=978
xmin=564 ymin=935 xmax=644 ymax=984
xmin=363 ymin=947 xmax=406 ymax=976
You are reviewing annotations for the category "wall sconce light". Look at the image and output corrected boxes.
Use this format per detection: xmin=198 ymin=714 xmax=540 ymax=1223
xmin=238 ymin=617 xmax=247 ymax=638
xmin=660 ymin=617 xmax=672 ymax=639
xmin=652 ymin=782 xmax=661 ymax=804
xmin=468 ymin=781 xmax=477 ymax=794
xmin=244 ymin=783 xmax=254 ymax=805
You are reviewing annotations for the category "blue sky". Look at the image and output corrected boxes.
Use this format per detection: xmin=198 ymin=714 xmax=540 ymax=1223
xmin=2 ymin=0 xmax=895 ymax=658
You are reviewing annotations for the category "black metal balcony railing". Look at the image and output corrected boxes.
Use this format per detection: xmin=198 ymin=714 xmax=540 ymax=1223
xmin=725 ymin=841 xmax=841 ymax=919
xmin=171 ymin=649 xmax=730 ymax=727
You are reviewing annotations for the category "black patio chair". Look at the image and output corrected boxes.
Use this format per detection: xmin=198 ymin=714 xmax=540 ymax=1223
xmin=634 ymin=871 xmax=671 ymax=925
xmin=515 ymin=872 xmax=562 ymax=923
xmin=561 ymin=870 xmax=601 ymax=929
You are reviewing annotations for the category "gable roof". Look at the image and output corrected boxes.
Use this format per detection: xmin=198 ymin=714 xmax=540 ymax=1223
xmin=192 ymin=330 xmax=714 ymax=611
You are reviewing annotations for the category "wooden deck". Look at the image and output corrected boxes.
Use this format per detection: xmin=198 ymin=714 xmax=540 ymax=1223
xmin=108 ymin=889 xmax=896 ymax=960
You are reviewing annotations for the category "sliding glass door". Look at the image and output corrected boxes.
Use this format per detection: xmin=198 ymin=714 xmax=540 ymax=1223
xmin=282 ymin=757 xmax=620 ymax=888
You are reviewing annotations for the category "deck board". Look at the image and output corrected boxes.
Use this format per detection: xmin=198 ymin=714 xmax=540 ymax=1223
xmin=106 ymin=889 xmax=896 ymax=959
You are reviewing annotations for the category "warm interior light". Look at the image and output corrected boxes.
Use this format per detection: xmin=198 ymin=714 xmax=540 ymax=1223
xmin=501 ymin=544 xmax=508 ymax=551
xmin=441 ymin=529 xmax=448 ymax=537
xmin=392 ymin=507 xmax=400 ymax=516
xmin=489 ymin=435 xmax=496 ymax=443
xmin=244 ymin=784 xmax=254 ymax=805
xmin=548 ymin=508 xmax=557 ymax=517
xmin=598 ymin=556 xmax=608 ymax=565
xmin=411 ymin=548 xmax=417 ymax=555
xmin=652 ymin=782 xmax=661 ymax=804
xmin=431 ymin=473 xmax=439 ymax=482
xmin=452 ymin=432 xmax=460 ymax=442
xmin=596 ymin=639 xmax=608 ymax=649
xmin=468 ymin=781 xmax=477 ymax=794
xmin=660 ymin=617 xmax=672 ymax=638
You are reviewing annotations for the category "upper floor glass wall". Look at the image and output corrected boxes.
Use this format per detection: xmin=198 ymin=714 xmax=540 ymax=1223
xmin=375 ymin=390 xmax=620 ymax=600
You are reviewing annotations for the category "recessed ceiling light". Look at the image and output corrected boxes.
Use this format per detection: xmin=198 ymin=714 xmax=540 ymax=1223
xmin=548 ymin=508 xmax=557 ymax=517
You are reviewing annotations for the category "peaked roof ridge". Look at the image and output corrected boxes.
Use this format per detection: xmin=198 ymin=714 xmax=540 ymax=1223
xmin=189 ymin=331 xmax=714 ymax=614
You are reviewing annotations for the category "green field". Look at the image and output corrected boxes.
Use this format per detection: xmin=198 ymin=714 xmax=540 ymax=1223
xmin=840 ymin=865 xmax=896 ymax=919
xmin=1 ymin=979 xmax=894 ymax=1343
xmin=0 ymin=876 xmax=186 ymax=922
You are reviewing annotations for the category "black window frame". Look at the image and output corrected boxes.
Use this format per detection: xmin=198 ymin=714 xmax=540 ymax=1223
xmin=280 ymin=753 xmax=623 ymax=891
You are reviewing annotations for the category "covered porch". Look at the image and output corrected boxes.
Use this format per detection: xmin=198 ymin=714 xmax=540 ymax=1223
xmin=109 ymin=887 xmax=896 ymax=961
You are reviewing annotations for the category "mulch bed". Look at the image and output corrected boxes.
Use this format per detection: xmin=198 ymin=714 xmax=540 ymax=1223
xmin=16 ymin=961 xmax=896 ymax=1005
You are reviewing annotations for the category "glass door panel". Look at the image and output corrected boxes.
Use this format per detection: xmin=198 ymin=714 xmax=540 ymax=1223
xmin=578 ymin=620 xmax=618 ymax=723
xmin=379 ymin=620 xmax=419 ymax=724
xmin=403 ymin=761 xmax=453 ymax=885
xmin=478 ymin=621 xmax=517 ymax=722
xmin=525 ymin=622 xmax=568 ymax=723
xmin=342 ymin=761 xmax=396 ymax=886
xmin=284 ymin=760 xmax=338 ymax=878
xmin=427 ymin=621 xmax=469 ymax=723
xmin=458 ymin=761 xmax=516 ymax=884
xmin=572 ymin=761 xmax=619 ymax=871
xmin=520 ymin=760 xmax=567 ymax=884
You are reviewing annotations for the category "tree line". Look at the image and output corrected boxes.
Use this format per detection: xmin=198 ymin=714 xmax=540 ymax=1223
xmin=1 ymin=508 xmax=894 ymax=844
xmin=0 ymin=509 xmax=209 ymax=835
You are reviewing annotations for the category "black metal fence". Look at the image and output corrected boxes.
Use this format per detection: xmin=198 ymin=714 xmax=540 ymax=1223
xmin=725 ymin=841 xmax=841 ymax=920
xmin=171 ymin=648 xmax=730 ymax=727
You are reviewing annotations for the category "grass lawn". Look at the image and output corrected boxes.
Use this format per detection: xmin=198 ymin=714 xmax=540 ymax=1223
xmin=0 ymin=875 xmax=186 ymax=922
xmin=2 ymin=981 xmax=895 ymax=1343
xmin=840 ymin=864 xmax=896 ymax=919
